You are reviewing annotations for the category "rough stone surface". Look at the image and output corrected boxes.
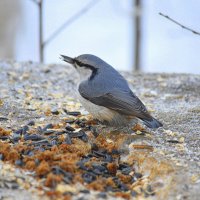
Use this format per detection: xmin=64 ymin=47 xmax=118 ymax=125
xmin=0 ymin=60 xmax=199 ymax=200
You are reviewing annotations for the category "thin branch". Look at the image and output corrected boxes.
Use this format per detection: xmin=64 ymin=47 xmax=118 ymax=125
xmin=43 ymin=0 xmax=100 ymax=47
xmin=29 ymin=0 xmax=39 ymax=5
xmin=134 ymin=0 xmax=141 ymax=72
xmin=39 ymin=0 xmax=44 ymax=62
xmin=159 ymin=12 xmax=200 ymax=36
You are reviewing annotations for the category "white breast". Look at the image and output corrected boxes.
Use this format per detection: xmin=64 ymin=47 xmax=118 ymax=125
xmin=78 ymin=93 xmax=116 ymax=122
xmin=77 ymin=92 xmax=131 ymax=127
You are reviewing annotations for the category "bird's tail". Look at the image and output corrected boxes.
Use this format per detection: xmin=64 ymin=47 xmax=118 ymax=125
xmin=141 ymin=117 xmax=163 ymax=128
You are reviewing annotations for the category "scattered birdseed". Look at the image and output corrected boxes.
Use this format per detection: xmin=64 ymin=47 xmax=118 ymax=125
xmin=0 ymin=111 xmax=170 ymax=200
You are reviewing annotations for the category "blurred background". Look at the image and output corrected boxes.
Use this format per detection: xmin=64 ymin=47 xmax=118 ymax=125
xmin=0 ymin=0 xmax=200 ymax=73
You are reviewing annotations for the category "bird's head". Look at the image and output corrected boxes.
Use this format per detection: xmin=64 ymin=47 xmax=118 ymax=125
xmin=60 ymin=54 xmax=106 ymax=81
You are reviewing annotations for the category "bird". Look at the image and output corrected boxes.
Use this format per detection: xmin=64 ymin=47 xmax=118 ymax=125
xmin=60 ymin=54 xmax=163 ymax=128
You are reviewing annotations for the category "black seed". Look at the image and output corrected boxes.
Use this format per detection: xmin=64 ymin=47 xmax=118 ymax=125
xmin=80 ymin=190 xmax=90 ymax=194
xmin=51 ymin=140 xmax=57 ymax=146
xmin=104 ymin=154 xmax=113 ymax=162
xmin=51 ymin=109 xmax=59 ymax=115
xmin=0 ymin=136 xmax=9 ymax=140
xmin=97 ymin=192 xmax=107 ymax=198
xmin=27 ymin=151 xmax=34 ymax=157
xmin=79 ymin=123 xmax=85 ymax=128
xmin=77 ymin=158 xmax=90 ymax=171
xmin=92 ymin=163 xmax=107 ymax=172
xmin=65 ymin=126 xmax=75 ymax=132
xmin=43 ymin=124 xmax=53 ymax=131
xmin=32 ymin=139 xmax=50 ymax=145
xmin=75 ymin=119 xmax=81 ymax=125
xmin=131 ymin=190 xmax=138 ymax=197
xmin=75 ymin=119 xmax=86 ymax=128
xmin=131 ymin=176 xmax=137 ymax=183
xmin=24 ymin=134 xmax=44 ymax=141
xmin=63 ymin=108 xmax=68 ymax=114
xmin=92 ymin=150 xmax=106 ymax=158
xmin=11 ymin=182 xmax=19 ymax=189
xmin=119 ymin=163 xmax=132 ymax=175
xmin=27 ymin=120 xmax=35 ymax=126
xmin=113 ymin=179 xmax=129 ymax=191
xmin=167 ymin=139 xmax=180 ymax=143
xmin=80 ymin=132 xmax=88 ymax=142
xmin=134 ymin=172 xmax=142 ymax=179
xmin=111 ymin=149 xmax=120 ymax=155
xmin=0 ymin=154 xmax=4 ymax=160
xmin=48 ymin=135 xmax=58 ymax=139
xmin=82 ymin=172 xmax=96 ymax=183
xmin=0 ymin=117 xmax=9 ymax=121
xmin=12 ymin=133 xmax=21 ymax=142
xmin=65 ymin=119 xmax=75 ymax=124
xmin=64 ymin=134 xmax=72 ymax=144
xmin=43 ymin=130 xmax=55 ymax=135
xmin=4 ymin=181 xmax=19 ymax=190
xmin=91 ymin=143 xmax=99 ymax=151
xmin=44 ymin=69 xmax=51 ymax=73
xmin=37 ymin=147 xmax=45 ymax=152
xmin=67 ymin=111 xmax=81 ymax=116
xmin=90 ymin=127 xmax=99 ymax=138
xmin=23 ymin=125 xmax=29 ymax=134
xmin=37 ymin=126 xmax=43 ymax=133
xmin=92 ymin=164 xmax=108 ymax=175
xmin=68 ymin=131 xmax=83 ymax=138
xmin=52 ymin=166 xmax=73 ymax=183
xmin=146 ymin=185 xmax=155 ymax=195
xmin=62 ymin=177 xmax=71 ymax=184
xmin=77 ymin=163 xmax=88 ymax=171
xmin=15 ymin=159 xmax=24 ymax=166
xmin=105 ymin=186 xmax=115 ymax=192
xmin=54 ymin=131 xmax=65 ymax=135
xmin=14 ymin=128 xmax=23 ymax=135
xmin=119 ymin=163 xmax=130 ymax=170
xmin=35 ymin=158 xmax=40 ymax=166
xmin=121 ymin=167 xmax=132 ymax=175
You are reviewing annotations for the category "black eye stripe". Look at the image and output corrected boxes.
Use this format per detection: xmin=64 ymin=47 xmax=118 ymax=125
xmin=74 ymin=60 xmax=96 ymax=70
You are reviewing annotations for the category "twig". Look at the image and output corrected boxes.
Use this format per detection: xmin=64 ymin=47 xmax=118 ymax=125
xmin=29 ymin=0 xmax=39 ymax=5
xmin=43 ymin=0 xmax=100 ymax=47
xmin=159 ymin=12 xmax=200 ymax=36
xmin=39 ymin=0 xmax=44 ymax=62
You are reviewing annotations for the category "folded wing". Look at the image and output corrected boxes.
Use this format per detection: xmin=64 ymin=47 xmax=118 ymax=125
xmin=79 ymin=87 xmax=151 ymax=120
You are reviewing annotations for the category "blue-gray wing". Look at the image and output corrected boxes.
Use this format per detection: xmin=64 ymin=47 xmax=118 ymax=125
xmin=79 ymin=87 xmax=151 ymax=120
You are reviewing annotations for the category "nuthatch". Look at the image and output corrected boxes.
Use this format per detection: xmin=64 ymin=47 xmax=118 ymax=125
xmin=61 ymin=54 xmax=162 ymax=128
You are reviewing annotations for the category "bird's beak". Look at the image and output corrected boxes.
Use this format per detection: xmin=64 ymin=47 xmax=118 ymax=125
xmin=60 ymin=55 xmax=75 ymax=64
